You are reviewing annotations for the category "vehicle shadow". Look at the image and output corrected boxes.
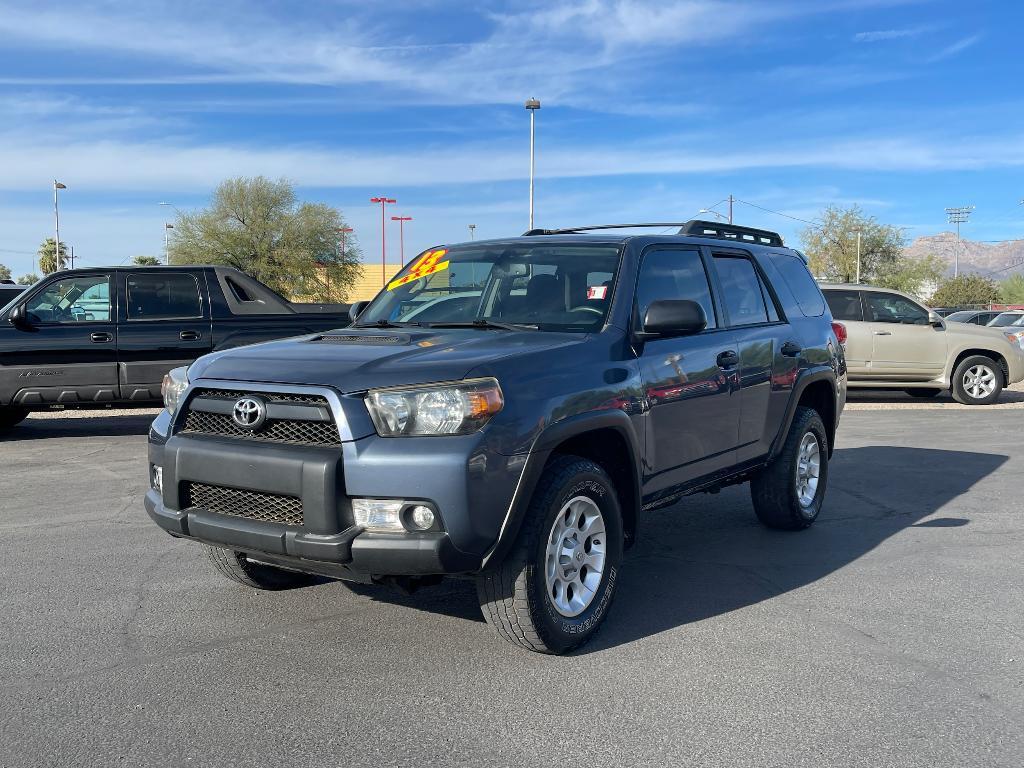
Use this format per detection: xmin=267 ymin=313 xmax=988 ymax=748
xmin=351 ymin=446 xmax=1007 ymax=648
xmin=1 ymin=412 xmax=158 ymax=441
xmin=847 ymin=388 xmax=1024 ymax=405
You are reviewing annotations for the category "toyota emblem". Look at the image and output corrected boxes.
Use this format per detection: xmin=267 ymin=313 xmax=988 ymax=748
xmin=232 ymin=396 xmax=268 ymax=430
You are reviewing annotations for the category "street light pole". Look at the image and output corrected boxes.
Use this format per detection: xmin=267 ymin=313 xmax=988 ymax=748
xmin=164 ymin=223 xmax=174 ymax=264
xmin=855 ymin=230 xmax=862 ymax=284
xmin=54 ymin=180 xmax=67 ymax=270
xmin=468 ymin=224 xmax=476 ymax=240
xmin=945 ymin=205 xmax=975 ymax=278
xmin=525 ymin=98 xmax=541 ymax=230
xmin=391 ymin=216 xmax=412 ymax=266
xmin=370 ymin=197 xmax=396 ymax=287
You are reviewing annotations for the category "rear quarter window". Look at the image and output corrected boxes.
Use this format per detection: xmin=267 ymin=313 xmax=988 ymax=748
xmin=774 ymin=254 xmax=826 ymax=317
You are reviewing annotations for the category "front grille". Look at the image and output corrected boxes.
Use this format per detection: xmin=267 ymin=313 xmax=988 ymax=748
xmin=185 ymin=482 xmax=303 ymax=527
xmin=181 ymin=389 xmax=341 ymax=446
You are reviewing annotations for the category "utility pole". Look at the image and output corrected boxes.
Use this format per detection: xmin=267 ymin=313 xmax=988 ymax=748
xmin=468 ymin=224 xmax=476 ymax=240
xmin=164 ymin=223 xmax=174 ymax=264
xmin=69 ymin=245 xmax=74 ymax=270
xmin=855 ymin=230 xmax=862 ymax=284
xmin=525 ymin=98 xmax=541 ymax=230
xmin=728 ymin=194 xmax=734 ymax=224
xmin=945 ymin=206 xmax=974 ymax=278
xmin=53 ymin=180 xmax=67 ymax=270
xmin=370 ymin=197 xmax=396 ymax=287
xmin=391 ymin=216 xmax=412 ymax=266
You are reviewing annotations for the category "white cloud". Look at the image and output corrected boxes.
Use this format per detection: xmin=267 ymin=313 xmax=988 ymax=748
xmin=926 ymin=34 xmax=982 ymax=62
xmin=853 ymin=28 xmax=922 ymax=43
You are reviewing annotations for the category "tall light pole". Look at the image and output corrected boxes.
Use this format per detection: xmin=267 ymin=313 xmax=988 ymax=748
xmin=163 ymin=223 xmax=174 ymax=264
xmin=945 ymin=205 xmax=974 ymax=278
xmin=468 ymin=224 xmax=476 ymax=240
xmin=370 ymin=197 xmax=396 ymax=287
xmin=525 ymin=98 xmax=541 ymax=230
xmin=53 ymin=180 xmax=67 ymax=270
xmin=391 ymin=216 xmax=412 ymax=266
xmin=854 ymin=230 xmax=862 ymax=284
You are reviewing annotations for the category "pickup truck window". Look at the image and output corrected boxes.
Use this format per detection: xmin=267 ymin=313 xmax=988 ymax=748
xmin=126 ymin=273 xmax=203 ymax=320
xmin=25 ymin=274 xmax=111 ymax=323
xmin=635 ymin=249 xmax=716 ymax=329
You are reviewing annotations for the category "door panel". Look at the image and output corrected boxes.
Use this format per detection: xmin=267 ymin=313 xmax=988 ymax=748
xmin=0 ymin=273 xmax=119 ymax=405
xmin=116 ymin=271 xmax=212 ymax=400
xmin=862 ymin=291 xmax=946 ymax=378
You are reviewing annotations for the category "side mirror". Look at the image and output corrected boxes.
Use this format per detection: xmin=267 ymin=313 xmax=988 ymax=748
xmin=638 ymin=299 xmax=707 ymax=340
xmin=928 ymin=311 xmax=945 ymax=329
xmin=8 ymin=303 xmax=30 ymax=328
xmin=348 ymin=300 xmax=369 ymax=323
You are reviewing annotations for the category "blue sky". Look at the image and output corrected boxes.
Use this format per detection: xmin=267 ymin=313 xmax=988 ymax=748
xmin=0 ymin=0 xmax=1021 ymax=277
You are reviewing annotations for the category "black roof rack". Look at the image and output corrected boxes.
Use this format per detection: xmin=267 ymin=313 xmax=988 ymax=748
xmin=678 ymin=220 xmax=784 ymax=246
xmin=521 ymin=219 xmax=784 ymax=246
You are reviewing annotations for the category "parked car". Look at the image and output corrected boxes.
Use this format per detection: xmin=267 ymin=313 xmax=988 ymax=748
xmin=145 ymin=220 xmax=847 ymax=654
xmin=0 ymin=282 xmax=26 ymax=308
xmin=987 ymin=311 xmax=1024 ymax=327
xmin=0 ymin=266 xmax=350 ymax=430
xmin=822 ymin=284 xmax=1024 ymax=404
xmin=945 ymin=309 xmax=1003 ymax=326
xmin=930 ymin=307 xmax=960 ymax=318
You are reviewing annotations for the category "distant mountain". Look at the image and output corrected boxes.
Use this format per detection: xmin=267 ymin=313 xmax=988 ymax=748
xmin=904 ymin=232 xmax=1024 ymax=278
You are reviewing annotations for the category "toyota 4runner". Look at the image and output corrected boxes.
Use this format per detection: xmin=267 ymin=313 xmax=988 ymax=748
xmin=145 ymin=221 xmax=847 ymax=654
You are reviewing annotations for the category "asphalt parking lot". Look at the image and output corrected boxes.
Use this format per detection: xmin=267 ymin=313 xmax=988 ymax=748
xmin=1 ymin=400 xmax=1022 ymax=768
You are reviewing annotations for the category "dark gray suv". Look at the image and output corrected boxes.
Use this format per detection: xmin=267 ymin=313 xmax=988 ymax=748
xmin=145 ymin=221 xmax=847 ymax=653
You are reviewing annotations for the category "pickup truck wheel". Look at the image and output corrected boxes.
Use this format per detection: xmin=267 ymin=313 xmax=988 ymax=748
xmin=951 ymin=356 xmax=1003 ymax=405
xmin=204 ymin=545 xmax=316 ymax=590
xmin=475 ymin=455 xmax=623 ymax=654
xmin=905 ymin=388 xmax=941 ymax=398
xmin=0 ymin=407 xmax=29 ymax=431
xmin=750 ymin=406 xmax=828 ymax=531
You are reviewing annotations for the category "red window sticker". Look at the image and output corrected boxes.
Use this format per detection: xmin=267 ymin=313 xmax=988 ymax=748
xmin=587 ymin=285 xmax=608 ymax=300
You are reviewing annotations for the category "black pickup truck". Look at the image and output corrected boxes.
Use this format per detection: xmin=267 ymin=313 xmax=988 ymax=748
xmin=0 ymin=266 xmax=350 ymax=429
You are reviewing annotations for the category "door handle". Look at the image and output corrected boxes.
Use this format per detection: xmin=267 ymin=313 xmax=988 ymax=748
xmin=179 ymin=330 xmax=201 ymax=341
xmin=716 ymin=350 xmax=739 ymax=368
xmin=873 ymin=331 xmax=892 ymax=336
xmin=90 ymin=332 xmax=113 ymax=343
xmin=781 ymin=341 xmax=802 ymax=357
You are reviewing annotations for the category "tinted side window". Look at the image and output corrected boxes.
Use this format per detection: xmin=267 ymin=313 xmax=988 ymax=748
xmin=636 ymin=249 xmax=716 ymax=330
xmin=775 ymin=254 xmax=825 ymax=316
xmin=824 ymin=290 xmax=864 ymax=322
xmin=713 ymin=256 xmax=768 ymax=326
xmin=25 ymin=274 xmax=111 ymax=323
xmin=864 ymin=292 xmax=928 ymax=325
xmin=127 ymin=273 xmax=202 ymax=320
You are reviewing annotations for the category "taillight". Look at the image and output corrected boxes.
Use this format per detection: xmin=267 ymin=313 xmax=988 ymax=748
xmin=831 ymin=321 xmax=847 ymax=345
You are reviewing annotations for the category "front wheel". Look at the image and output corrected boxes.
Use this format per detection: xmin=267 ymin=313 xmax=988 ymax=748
xmin=951 ymin=356 xmax=1003 ymax=405
xmin=476 ymin=455 xmax=623 ymax=654
xmin=750 ymin=406 xmax=829 ymax=530
xmin=0 ymin=407 xmax=29 ymax=431
xmin=205 ymin=545 xmax=317 ymax=590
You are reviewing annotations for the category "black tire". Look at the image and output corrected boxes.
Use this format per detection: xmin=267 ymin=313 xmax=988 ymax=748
xmin=205 ymin=545 xmax=317 ymax=590
xmin=905 ymin=388 xmax=941 ymax=398
xmin=950 ymin=355 xmax=1003 ymax=405
xmin=0 ymin=407 xmax=29 ymax=431
xmin=750 ymin=406 xmax=828 ymax=531
xmin=475 ymin=455 xmax=623 ymax=654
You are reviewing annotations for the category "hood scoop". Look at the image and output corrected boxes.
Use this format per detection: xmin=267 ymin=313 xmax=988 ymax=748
xmin=309 ymin=333 xmax=410 ymax=345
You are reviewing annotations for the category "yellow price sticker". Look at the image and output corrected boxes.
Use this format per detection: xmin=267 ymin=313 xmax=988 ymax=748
xmin=387 ymin=249 xmax=450 ymax=290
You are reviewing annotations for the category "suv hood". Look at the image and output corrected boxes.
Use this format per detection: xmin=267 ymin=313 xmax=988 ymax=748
xmin=945 ymin=321 xmax=1018 ymax=342
xmin=188 ymin=328 xmax=587 ymax=392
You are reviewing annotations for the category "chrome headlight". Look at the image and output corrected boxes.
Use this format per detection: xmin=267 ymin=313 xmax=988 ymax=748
xmin=1004 ymin=330 xmax=1024 ymax=351
xmin=161 ymin=366 xmax=189 ymax=416
xmin=365 ymin=378 xmax=504 ymax=436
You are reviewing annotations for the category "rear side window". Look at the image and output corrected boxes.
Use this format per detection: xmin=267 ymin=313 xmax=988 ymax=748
xmin=824 ymin=290 xmax=864 ymax=322
xmin=713 ymin=255 xmax=770 ymax=326
xmin=127 ymin=273 xmax=203 ymax=320
xmin=636 ymin=249 xmax=716 ymax=329
xmin=775 ymin=254 xmax=825 ymax=317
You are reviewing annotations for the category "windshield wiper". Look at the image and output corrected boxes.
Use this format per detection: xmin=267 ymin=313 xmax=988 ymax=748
xmin=352 ymin=319 xmax=409 ymax=329
xmin=423 ymin=319 xmax=537 ymax=332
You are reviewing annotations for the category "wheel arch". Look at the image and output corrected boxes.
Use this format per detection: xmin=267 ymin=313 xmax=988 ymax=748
xmin=948 ymin=348 xmax=1009 ymax=386
xmin=770 ymin=370 xmax=838 ymax=460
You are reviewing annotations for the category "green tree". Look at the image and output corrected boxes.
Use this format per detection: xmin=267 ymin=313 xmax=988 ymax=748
xmin=801 ymin=205 xmax=906 ymax=285
xmin=873 ymin=252 xmax=946 ymax=297
xmin=132 ymin=256 xmax=162 ymax=266
xmin=999 ymin=273 xmax=1024 ymax=304
xmin=37 ymin=238 xmax=69 ymax=274
xmin=929 ymin=274 xmax=1001 ymax=308
xmin=16 ymin=273 xmax=40 ymax=285
xmin=0 ymin=263 xmax=11 ymax=281
xmin=167 ymin=176 xmax=361 ymax=301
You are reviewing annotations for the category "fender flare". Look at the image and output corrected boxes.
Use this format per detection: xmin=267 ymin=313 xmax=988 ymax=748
xmin=479 ymin=409 xmax=643 ymax=570
xmin=768 ymin=368 xmax=838 ymax=461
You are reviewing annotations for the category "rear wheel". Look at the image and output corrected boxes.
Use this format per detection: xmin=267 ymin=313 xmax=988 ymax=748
xmin=905 ymin=388 xmax=941 ymax=398
xmin=476 ymin=455 xmax=623 ymax=654
xmin=951 ymin=356 xmax=1003 ymax=405
xmin=0 ymin=407 xmax=29 ymax=431
xmin=750 ymin=406 xmax=828 ymax=530
xmin=205 ymin=545 xmax=317 ymax=590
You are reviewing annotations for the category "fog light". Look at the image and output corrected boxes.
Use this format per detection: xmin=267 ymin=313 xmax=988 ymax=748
xmin=150 ymin=464 xmax=163 ymax=493
xmin=409 ymin=505 xmax=435 ymax=530
xmin=352 ymin=499 xmax=404 ymax=532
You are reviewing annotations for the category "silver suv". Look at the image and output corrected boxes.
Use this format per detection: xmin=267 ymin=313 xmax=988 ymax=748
xmin=822 ymin=284 xmax=1024 ymax=405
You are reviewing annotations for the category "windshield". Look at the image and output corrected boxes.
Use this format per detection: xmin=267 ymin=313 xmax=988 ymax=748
xmin=988 ymin=313 xmax=1024 ymax=327
xmin=356 ymin=243 xmax=621 ymax=332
